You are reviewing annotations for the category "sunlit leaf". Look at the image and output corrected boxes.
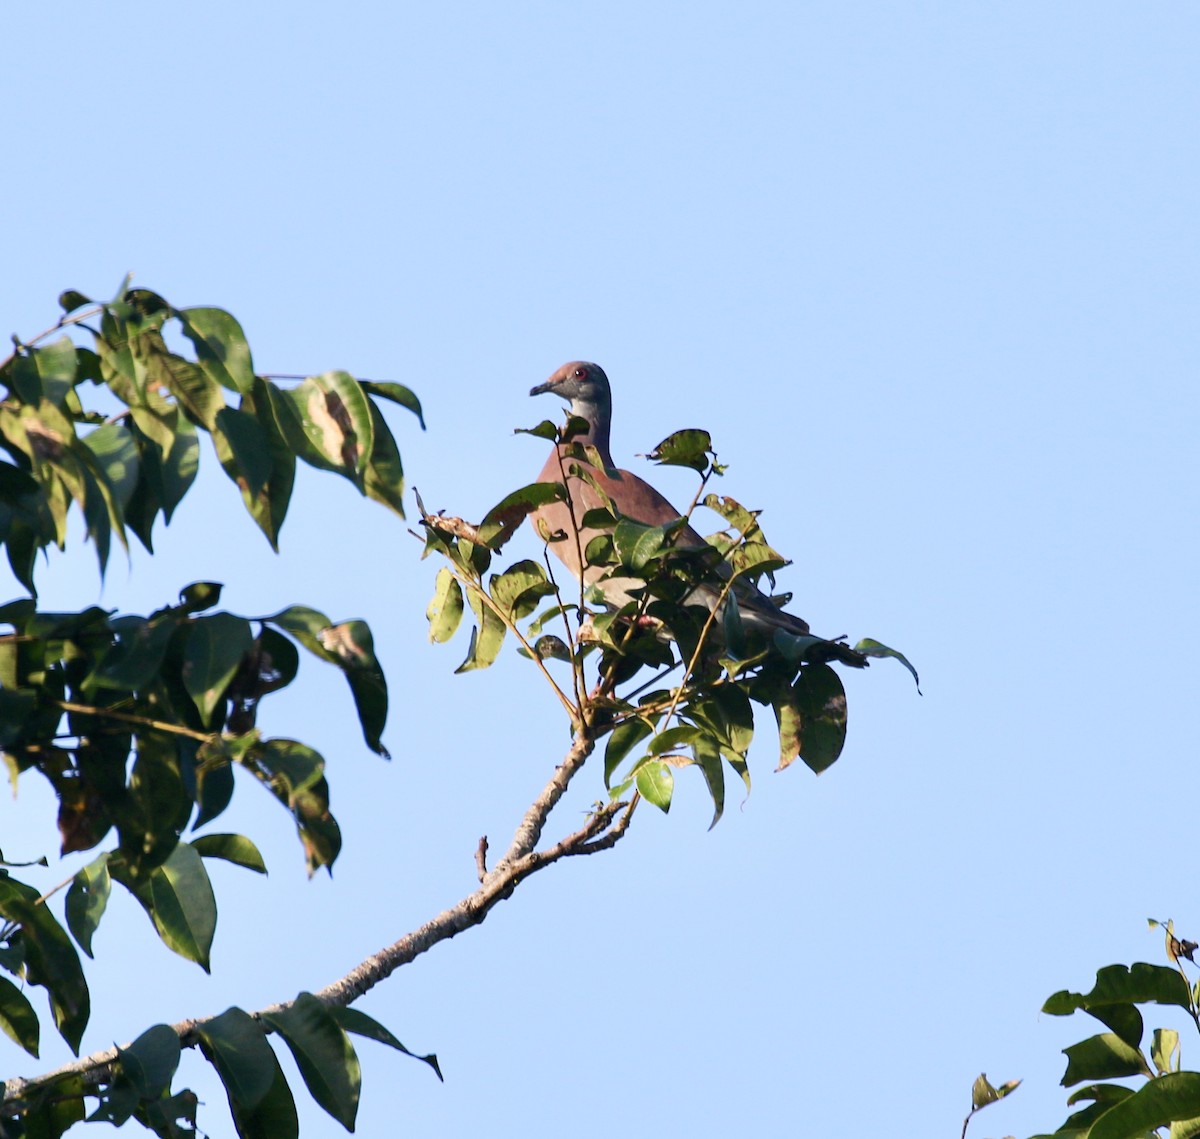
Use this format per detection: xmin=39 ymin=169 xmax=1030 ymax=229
xmin=361 ymin=380 xmax=425 ymax=429
xmin=191 ymin=833 xmax=267 ymax=875
xmin=854 ymin=637 xmax=921 ymax=691
xmin=636 ymin=760 xmax=674 ymax=812
xmin=647 ymin=428 xmax=712 ymax=472
xmin=177 ymin=307 xmax=256 ymax=393
xmin=0 ymin=973 xmax=39 ymax=1057
xmin=426 ymin=567 xmax=464 ymax=644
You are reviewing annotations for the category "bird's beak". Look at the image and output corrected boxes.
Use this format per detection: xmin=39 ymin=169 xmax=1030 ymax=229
xmin=529 ymin=380 xmax=556 ymax=397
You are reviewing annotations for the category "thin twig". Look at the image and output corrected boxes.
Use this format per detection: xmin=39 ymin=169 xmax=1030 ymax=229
xmin=52 ymin=701 xmax=212 ymax=743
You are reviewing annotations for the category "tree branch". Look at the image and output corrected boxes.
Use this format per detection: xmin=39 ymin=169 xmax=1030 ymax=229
xmin=1 ymin=729 xmax=620 ymax=1108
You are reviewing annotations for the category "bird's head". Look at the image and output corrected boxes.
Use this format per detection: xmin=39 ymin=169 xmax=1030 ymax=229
xmin=529 ymin=361 xmax=610 ymax=405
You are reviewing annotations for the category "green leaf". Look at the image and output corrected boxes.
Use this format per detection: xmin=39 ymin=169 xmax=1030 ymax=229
xmin=692 ymin=732 xmax=726 ymax=829
xmin=213 ymin=406 xmax=273 ymax=502
xmin=0 ymin=876 xmax=89 ymax=1052
xmin=1153 ymin=1027 xmax=1180 ymax=1075
xmin=233 ymin=379 xmax=297 ymax=549
xmin=1061 ymin=1032 xmax=1151 ymax=1085
xmin=1044 ymin=964 xmax=1192 ymax=1017
xmin=183 ymin=613 xmax=254 ymax=725
xmin=613 ymin=518 xmax=671 ymax=572
xmin=0 ymin=972 xmax=40 ymax=1057
xmin=280 ymin=371 xmax=374 ymax=483
xmin=793 ymin=664 xmax=848 ymax=775
xmin=455 ymin=587 xmax=506 ymax=673
xmin=636 ymin=760 xmax=674 ymax=812
xmin=648 ymin=724 xmax=704 ymax=756
xmin=65 ymin=852 xmax=112 ymax=958
xmin=426 ymin=567 xmax=464 ymax=644
xmin=21 ymin=337 xmax=78 ymax=406
xmin=854 ymin=637 xmax=921 ymax=691
xmin=514 ymin=419 xmax=560 ymax=441
xmin=262 ymin=993 xmax=360 ymax=1130
xmin=82 ymin=423 xmax=140 ymax=509
xmin=59 ymin=289 xmax=92 ymax=313
xmin=476 ymin=482 xmax=565 ymax=549
xmin=191 ymin=833 xmax=267 ymax=875
xmin=88 ymin=613 xmax=178 ymax=692
xmin=177 ymin=307 xmax=256 ymax=393
xmin=1086 ymin=1071 xmax=1200 ymax=1139
xmin=647 ymin=428 xmax=713 ymax=472
xmin=489 ymin=559 xmax=556 ymax=619
xmin=196 ymin=1007 xmax=297 ymax=1139
xmin=330 ymin=1005 xmax=442 ymax=1081
xmin=604 ymin=718 xmax=654 ymax=787
xmin=118 ymin=1023 xmax=182 ymax=1098
xmin=361 ymin=380 xmax=425 ymax=429
xmin=250 ymin=739 xmax=341 ymax=875
xmin=179 ymin=581 xmax=223 ymax=613
xmin=113 ymin=842 xmax=218 ymax=971
xmin=314 ymin=620 xmax=389 ymax=757
xmin=362 ymin=398 xmax=406 ymax=517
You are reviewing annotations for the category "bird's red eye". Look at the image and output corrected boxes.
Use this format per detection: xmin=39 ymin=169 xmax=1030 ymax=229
xmin=574 ymin=367 xmax=586 ymax=378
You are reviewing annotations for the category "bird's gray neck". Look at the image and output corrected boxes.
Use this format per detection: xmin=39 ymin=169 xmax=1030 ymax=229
xmin=568 ymin=394 xmax=613 ymax=466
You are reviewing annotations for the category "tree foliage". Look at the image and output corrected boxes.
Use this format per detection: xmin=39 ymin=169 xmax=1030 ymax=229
xmin=0 ymin=282 xmax=910 ymax=1137
xmin=0 ymin=283 xmax=427 ymax=1136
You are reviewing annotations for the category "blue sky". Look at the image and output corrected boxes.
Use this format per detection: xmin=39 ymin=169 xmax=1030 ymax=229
xmin=2 ymin=3 xmax=1197 ymax=1135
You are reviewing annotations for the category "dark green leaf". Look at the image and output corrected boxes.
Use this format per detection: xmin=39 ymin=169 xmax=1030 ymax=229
xmin=1086 ymin=1071 xmax=1200 ymax=1139
xmin=118 ymin=1023 xmax=182 ymax=1098
xmin=183 ymin=613 xmax=254 ymax=725
xmin=361 ymin=380 xmax=425 ymax=429
xmin=59 ymin=290 xmax=92 ymax=313
xmin=604 ymin=718 xmax=654 ymax=787
xmin=1043 ymin=964 xmax=1192 ymax=1017
xmin=65 ymin=853 xmax=111 ymax=958
xmin=793 ymin=664 xmax=848 ymax=775
xmin=262 ymin=993 xmax=360 ymax=1130
xmin=0 ymin=972 xmax=40 ymax=1057
xmin=177 ymin=307 xmax=256 ymax=393
xmin=213 ymin=407 xmax=272 ymax=502
xmin=112 ymin=842 xmax=217 ymax=971
xmin=647 ymin=428 xmax=713 ymax=473
xmin=0 ymin=876 xmax=89 ymax=1052
xmin=476 ymin=482 xmax=565 ymax=549
xmin=191 ymin=833 xmax=267 ymax=875
xmin=514 ymin=420 xmax=559 ymax=441
xmin=613 ymin=518 xmax=671 ymax=572
xmin=1061 ymin=1032 xmax=1150 ymax=1085
xmin=854 ymin=637 xmax=921 ymax=691
xmin=179 ymin=581 xmax=222 ymax=613
xmin=330 ymin=1005 xmax=443 ymax=1080
xmin=195 ymin=1007 xmax=281 ymax=1116
xmin=692 ymin=732 xmax=725 ymax=830
xmin=82 ymin=423 xmax=140 ymax=509
xmin=314 ymin=620 xmax=389 ymax=757
xmin=362 ymin=399 xmax=406 ymax=517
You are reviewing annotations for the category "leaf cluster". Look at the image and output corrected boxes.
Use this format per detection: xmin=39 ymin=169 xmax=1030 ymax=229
xmin=422 ymin=421 xmax=915 ymax=827
xmin=1027 ymin=921 xmax=1200 ymax=1139
xmin=0 ymin=278 xmax=422 ymax=594
xmin=0 ymin=286 xmax=423 ymax=1136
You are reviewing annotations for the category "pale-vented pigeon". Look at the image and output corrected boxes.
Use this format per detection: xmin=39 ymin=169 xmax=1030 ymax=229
xmin=529 ymin=361 xmax=867 ymax=666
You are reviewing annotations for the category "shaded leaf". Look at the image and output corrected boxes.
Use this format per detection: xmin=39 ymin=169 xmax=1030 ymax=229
xmin=0 ymin=972 xmax=39 ymax=1057
xmin=65 ymin=853 xmax=111 ymax=958
xmin=118 ymin=1023 xmax=182 ymax=1098
xmin=793 ymin=665 xmax=847 ymax=775
xmin=0 ymin=876 xmax=89 ymax=1052
xmin=112 ymin=842 xmax=217 ymax=971
xmin=604 ymin=718 xmax=654 ymax=787
xmin=330 ymin=1005 xmax=443 ymax=1080
xmin=263 ymin=992 xmax=360 ymax=1130
xmin=1061 ymin=1033 xmax=1151 ymax=1086
xmin=177 ymin=307 xmax=256 ymax=393
xmin=183 ymin=613 xmax=254 ymax=725
xmin=1044 ymin=965 xmax=1192 ymax=1018
xmin=455 ymin=588 xmax=506 ymax=673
